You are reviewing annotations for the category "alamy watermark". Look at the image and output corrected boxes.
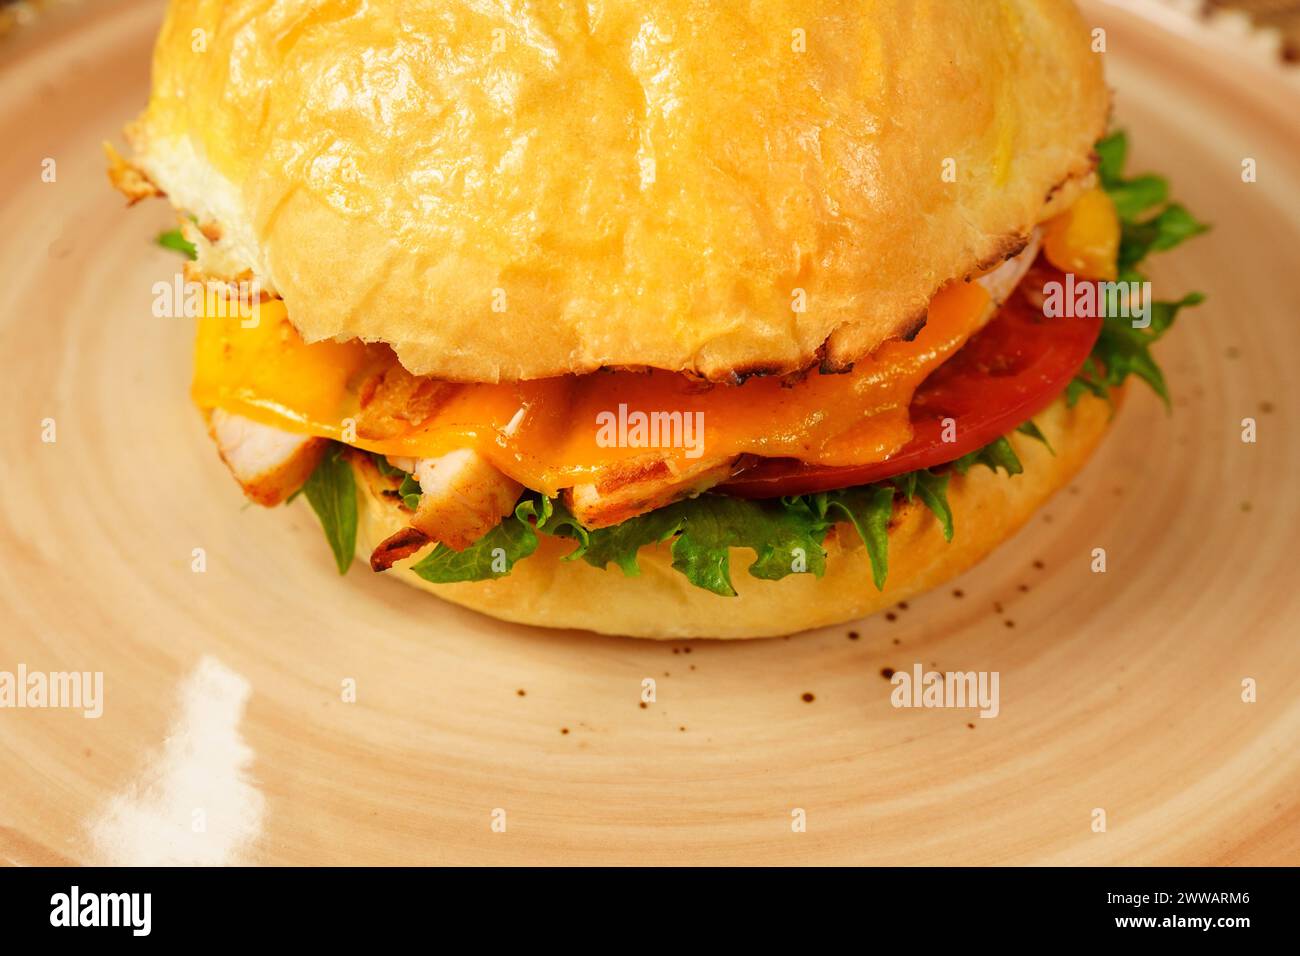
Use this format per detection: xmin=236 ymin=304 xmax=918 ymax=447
xmin=0 ymin=664 xmax=103 ymax=718
xmin=50 ymin=886 xmax=150 ymax=936
xmin=151 ymin=274 xmax=261 ymax=327
xmin=595 ymin=403 xmax=705 ymax=459
xmin=1043 ymin=273 xmax=1153 ymax=328
xmin=890 ymin=663 xmax=1000 ymax=719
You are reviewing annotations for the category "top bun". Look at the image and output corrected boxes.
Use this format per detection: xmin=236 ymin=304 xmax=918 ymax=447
xmin=131 ymin=0 xmax=1107 ymax=383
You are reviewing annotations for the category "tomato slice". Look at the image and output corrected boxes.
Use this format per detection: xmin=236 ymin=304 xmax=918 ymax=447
xmin=719 ymin=268 xmax=1102 ymax=498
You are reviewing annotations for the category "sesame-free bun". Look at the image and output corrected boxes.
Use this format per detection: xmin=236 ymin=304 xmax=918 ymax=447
xmin=130 ymin=0 xmax=1108 ymax=383
xmin=351 ymin=393 xmax=1116 ymax=638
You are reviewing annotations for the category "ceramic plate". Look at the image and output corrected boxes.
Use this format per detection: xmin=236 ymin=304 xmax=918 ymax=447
xmin=1 ymin=0 xmax=1297 ymax=865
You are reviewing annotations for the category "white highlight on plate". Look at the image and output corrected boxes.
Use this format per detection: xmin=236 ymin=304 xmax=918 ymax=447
xmin=88 ymin=656 xmax=264 ymax=865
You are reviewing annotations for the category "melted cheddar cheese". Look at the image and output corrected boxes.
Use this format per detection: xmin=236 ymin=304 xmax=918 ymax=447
xmin=1042 ymin=188 xmax=1120 ymax=281
xmin=193 ymin=192 xmax=1118 ymax=496
xmin=193 ymin=283 xmax=984 ymax=495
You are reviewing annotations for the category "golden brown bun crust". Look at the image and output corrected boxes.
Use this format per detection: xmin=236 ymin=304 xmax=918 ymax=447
xmin=133 ymin=0 xmax=1108 ymax=383
xmin=353 ymin=393 xmax=1116 ymax=638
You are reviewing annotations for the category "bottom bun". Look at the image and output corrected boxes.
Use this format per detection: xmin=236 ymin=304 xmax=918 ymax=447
xmin=352 ymin=392 xmax=1116 ymax=639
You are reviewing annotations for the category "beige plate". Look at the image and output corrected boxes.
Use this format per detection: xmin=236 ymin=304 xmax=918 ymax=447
xmin=1 ymin=0 xmax=1298 ymax=866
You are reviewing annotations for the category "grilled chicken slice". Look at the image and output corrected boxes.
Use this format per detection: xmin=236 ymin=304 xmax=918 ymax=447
xmin=208 ymin=409 xmax=325 ymax=506
xmin=355 ymin=363 xmax=456 ymax=440
xmin=564 ymin=455 xmax=740 ymax=530
xmin=400 ymin=449 xmax=523 ymax=551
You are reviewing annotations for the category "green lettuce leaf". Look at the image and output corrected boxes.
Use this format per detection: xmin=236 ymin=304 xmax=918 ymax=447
xmin=1094 ymin=129 xmax=1129 ymax=190
xmin=582 ymin=496 xmax=830 ymax=596
xmin=371 ymin=453 xmax=404 ymax=479
xmin=157 ymin=228 xmax=197 ymax=260
xmin=881 ymin=470 xmax=952 ymax=541
xmin=398 ymin=490 xmax=845 ymax=595
xmin=383 ymin=419 xmax=1050 ymax=596
xmin=952 ymin=436 xmax=1023 ymax=477
xmin=1117 ymin=205 xmax=1209 ymax=277
xmin=821 ymin=487 xmax=895 ymax=589
xmin=674 ymin=496 xmax=831 ymax=595
xmin=1068 ymin=291 xmax=1205 ymax=408
xmin=301 ymin=445 xmax=358 ymax=574
xmin=1015 ymin=420 xmax=1054 ymax=455
xmin=1106 ymin=175 xmax=1169 ymax=223
xmin=1076 ymin=131 xmax=1208 ymax=405
xmin=910 ymin=470 xmax=955 ymax=543
xmin=398 ymin=473 xmax=422 ymax=511
xmin=522 ymin=496 xmax=590 ymax=553
xmin=582 ymin=505 xmax=685 ymax=577
xmin=408 ymin=498 xmax=545 ymax=582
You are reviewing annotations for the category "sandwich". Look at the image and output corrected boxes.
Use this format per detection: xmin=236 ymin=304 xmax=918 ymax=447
xmin=109 ymin=0 xmax=1206 ymax=638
